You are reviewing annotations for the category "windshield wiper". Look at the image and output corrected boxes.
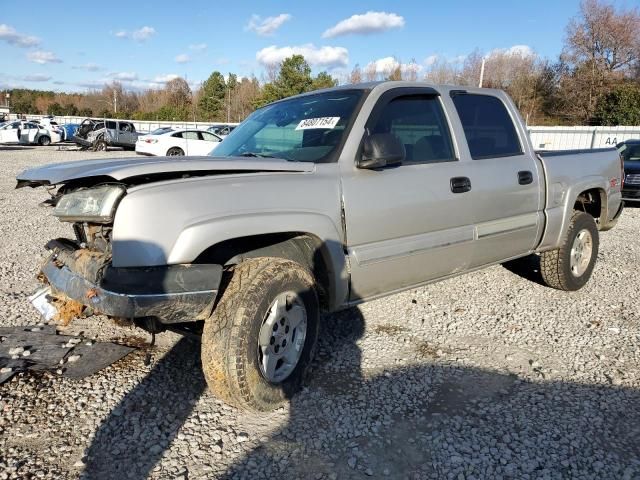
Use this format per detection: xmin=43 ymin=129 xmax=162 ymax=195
xmin=238 ymin=152 xmax=276 ymax=158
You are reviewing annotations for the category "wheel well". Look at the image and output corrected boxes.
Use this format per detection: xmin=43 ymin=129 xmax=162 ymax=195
xmin=574 ymin=188 xmax=606 ymax=228
xmin=194 ymin=232 xmax=335 ymax=311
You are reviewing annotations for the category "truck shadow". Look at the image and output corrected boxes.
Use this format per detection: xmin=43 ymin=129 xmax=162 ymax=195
xmin=80 ymin=307 xmax=640 ymax=479
xmin=81 ymin=336 xmax=206 ymax=480
xmin=501 ymin=254 xmax=546 ymax=286
xmin=220 ymin=309 xmax=640 ymax=479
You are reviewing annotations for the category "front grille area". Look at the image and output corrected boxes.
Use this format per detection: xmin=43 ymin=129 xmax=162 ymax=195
xmin=625 ymin=173 xmax=640 ymax=185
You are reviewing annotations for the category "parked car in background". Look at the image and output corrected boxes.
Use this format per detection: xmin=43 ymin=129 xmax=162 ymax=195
xmin=60 ymin=123 xmax=80 ymax=142
xmin=207 ymin=124 xmax=236 ymax=137
xmin=17 ymin=82 xmax=624 ymax=412
xmin=33 ymin=118 xmax=64 ymax=142
xmin=617 ymin=139 xmax=640 ymax=203
xmin=73 ymin=118 xmax=139 ymax=151
xmin=136 ymin=127 xmax=222 ymax=156
xmin=0 ymin=121 xmax=60 ymax=145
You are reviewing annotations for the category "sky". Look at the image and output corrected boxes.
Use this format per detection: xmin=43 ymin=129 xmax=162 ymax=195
xmin=0 ymin=0 xmax=627 ymax=93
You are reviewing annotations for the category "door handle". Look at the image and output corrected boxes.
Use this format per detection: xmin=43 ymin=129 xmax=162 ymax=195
xmin=450 ymin=176 xmax=471 ymax=193
xmin=518 ymin=171 xmax=533 ymax=185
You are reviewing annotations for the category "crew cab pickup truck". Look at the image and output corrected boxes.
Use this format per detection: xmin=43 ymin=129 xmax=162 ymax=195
xmin=16 ymin=82 xmax=624 ymax=411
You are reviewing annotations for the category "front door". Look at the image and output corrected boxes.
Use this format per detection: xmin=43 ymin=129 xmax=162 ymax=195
xmin=341 ymin=91 xmax=476 ymax=301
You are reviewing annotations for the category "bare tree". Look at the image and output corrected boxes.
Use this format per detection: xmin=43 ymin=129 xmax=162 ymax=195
xmin=560 ymin=0 xmax=640 ymax=121
xmin=365 ymin=62 xmax=378 ymax=82
xmin=349 ymin=64 xmax=363 ymax=84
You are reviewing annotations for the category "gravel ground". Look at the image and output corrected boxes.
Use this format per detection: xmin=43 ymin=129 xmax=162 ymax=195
xmin=0 ymin=145 xmax=639 ymax=480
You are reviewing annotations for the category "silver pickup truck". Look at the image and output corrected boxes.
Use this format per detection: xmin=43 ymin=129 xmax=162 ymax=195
xmin=17 ymin=81 xmax=624 ymax=411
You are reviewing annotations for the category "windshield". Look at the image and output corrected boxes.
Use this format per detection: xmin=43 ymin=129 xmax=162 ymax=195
xmin=618 ymin=143 xmax=640 ymax=162
xmin=212 ymin=90 xmax=364 ymax=162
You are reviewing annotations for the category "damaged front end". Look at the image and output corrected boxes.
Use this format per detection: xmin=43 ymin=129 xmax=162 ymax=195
xmin=39 ymin=241 xmax=221 ymax=326
xmin=23 ymin=180 xmax=221 ymax=329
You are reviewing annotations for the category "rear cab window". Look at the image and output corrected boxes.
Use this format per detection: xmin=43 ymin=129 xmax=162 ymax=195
xmin=451 ymin=93 xmax=522 ymax=159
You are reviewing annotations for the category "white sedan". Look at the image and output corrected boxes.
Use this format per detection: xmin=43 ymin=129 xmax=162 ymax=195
xmin=0 ymin=121 xmax=61 ymax=145
xmin=135 ymin=127 xmax=222 ymax=156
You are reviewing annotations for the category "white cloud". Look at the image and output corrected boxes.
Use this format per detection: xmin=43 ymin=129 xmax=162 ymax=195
xmin=488 ymin=45 xmax=534 ymax=58
xmin=108 ymin=71 xmax=138 ymax=81
xmin=115 ymin=26 xmax=156 ymax=41
xmin=322 ymin=11 xmax=404 ymax=38
xmin=424 ymin=55 xmax=439 ymax=67
xmin=246 ymin=14 xmax=292 ymax=36
xmin=73 ymin=62 xmax=102 ymax=72
xmin=189 ymin=43 xmax=207 ymax=51
xmin=132 ymin=26 xmax=156 ymax=41
xmin=175 ymin=53 xmax=191 ymax=63
xmin=27 ymin=51 xmax=62 ymax=64
xmin=22 ymin=74 xmax=51 ymax=82
xmin=0 ymin=24 xmax=40 ymax=47
xmin=256 ymin=44 xmax=348 ymax=69
xmin=152 ymin=74 xmax=179 ymax=83
xmin=365 ymin=57 xmax=423 ymax=76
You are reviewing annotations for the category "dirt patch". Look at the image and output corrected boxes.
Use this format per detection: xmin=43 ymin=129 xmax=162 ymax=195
xmin=415 ymin=341 xmax=450 ymax=359
xmin=374 ymin=324 xmax=408 ymax=336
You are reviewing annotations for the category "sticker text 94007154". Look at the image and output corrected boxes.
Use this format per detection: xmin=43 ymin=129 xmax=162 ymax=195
xmin=295 ymin=117 xmax=340 ymax=130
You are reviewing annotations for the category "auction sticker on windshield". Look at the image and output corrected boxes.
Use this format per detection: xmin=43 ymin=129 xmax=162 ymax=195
xmin=295 ymin=117 xmax=340 ymax=130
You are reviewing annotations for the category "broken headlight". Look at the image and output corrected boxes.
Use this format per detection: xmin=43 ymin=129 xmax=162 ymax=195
xmin=53 ymin=185 xmax=125 ymax=224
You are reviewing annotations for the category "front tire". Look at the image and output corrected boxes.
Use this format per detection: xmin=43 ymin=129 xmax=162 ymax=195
xmin=540 ymin=211 xmax=599 ymax=291
xmin=201 ymin=257 xmax=319 ymax=411
xmin=94 ymin=139 xmax=107 ymax=151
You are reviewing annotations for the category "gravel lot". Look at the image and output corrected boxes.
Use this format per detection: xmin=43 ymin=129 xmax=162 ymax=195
xmin=0 ymin=145 xmax=639 ymax=480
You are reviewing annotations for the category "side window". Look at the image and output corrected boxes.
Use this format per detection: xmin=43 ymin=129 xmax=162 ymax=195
xmin=172 ymin=132 xmax=183 ymax=139
xmin=451 ymin=94 xmax=522 ymax=159
xmin=118 ymin=123 xmax=132 ymax=132
xmin=183 ymin=131 xmax=199 ymax=140
xmin=105 ymin=121 xmax=117 ymax=129
xmin=371 ymin=95 xmax=455 ymax=163
xmin=201 ymin=132 xmax=220 ymax=142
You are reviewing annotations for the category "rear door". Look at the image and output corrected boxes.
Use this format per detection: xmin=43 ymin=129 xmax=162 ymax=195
xmin=449 ymin=92 xmax=543 ymax=266
xmin=341 ymin=88 xmax=477 ymax=300
xmin=181 ymin=130 xmax=201 ymax=155
xmin=199 ymin=131 xmax=222 ymax=154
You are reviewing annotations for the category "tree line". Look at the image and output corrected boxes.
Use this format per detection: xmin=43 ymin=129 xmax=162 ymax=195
xmin=4 ymin=0 xmax=639 ymax=126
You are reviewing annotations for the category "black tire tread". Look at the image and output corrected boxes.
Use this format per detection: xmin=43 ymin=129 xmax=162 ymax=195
xmin=201 ymin=257 xmax=316 ymax=411
xmin=540 ymin=211 xmax=598 ymax=291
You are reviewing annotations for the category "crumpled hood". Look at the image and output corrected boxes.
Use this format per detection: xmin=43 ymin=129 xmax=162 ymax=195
xmin=16 ymin=155 xmax=315 ymax=187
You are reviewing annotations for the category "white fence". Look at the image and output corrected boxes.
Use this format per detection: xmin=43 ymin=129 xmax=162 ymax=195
xmin=7 ymin=113 xmax=640 ymax=150
xmin=527 ymin=126 xmax=640 ymax=150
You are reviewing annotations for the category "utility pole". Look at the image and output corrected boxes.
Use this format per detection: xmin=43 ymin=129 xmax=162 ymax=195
xmin=478 ymin=58 xmax=486 ymax=88
xmin=113 ymin=90 xmax=117 ymax=114
xmin=226 ymin=85 xmax=231 ymax=123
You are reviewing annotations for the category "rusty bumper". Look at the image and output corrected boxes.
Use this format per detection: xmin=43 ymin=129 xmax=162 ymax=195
xmin=41 ymin=246 xmax=221 ymax=324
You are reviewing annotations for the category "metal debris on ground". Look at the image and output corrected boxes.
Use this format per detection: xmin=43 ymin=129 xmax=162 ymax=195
xmin=0 ymin=324 xmax=135 ymax=384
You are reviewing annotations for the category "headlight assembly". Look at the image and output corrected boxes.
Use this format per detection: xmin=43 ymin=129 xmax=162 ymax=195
xmin=53 ymin=185 xmax=125 ymax=223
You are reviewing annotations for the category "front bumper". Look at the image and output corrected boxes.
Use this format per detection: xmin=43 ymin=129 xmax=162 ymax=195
xmin=40 ymin=242 xmax=221 ymax=324
xmin=622 ymin=186 xmax=640 ymax=202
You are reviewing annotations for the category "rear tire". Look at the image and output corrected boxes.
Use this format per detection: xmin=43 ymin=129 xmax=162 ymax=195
xmin=201 ymin=257 xmax=319 ymax=411
xmin=38 ymin=135 xmax=51 ymax=146
xmin=167 ymin=147 xmax=184 ymax=156
xmin=540 ymin=211 xmax=599 ymax=291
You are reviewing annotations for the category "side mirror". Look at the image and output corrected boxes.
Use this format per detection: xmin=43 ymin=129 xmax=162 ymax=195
xmin=358 ymin=133 xmax=405 ymax=169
